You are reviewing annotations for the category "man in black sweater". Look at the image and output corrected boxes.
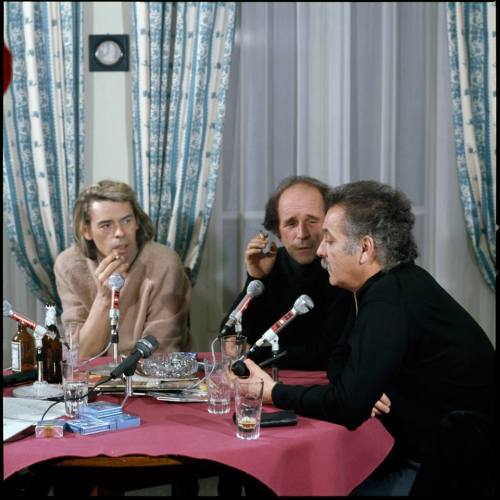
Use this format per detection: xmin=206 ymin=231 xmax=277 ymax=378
xmin=218 ymin=177 xmax=354 ymax=497
xmin=243 ymin=181 xmax=495 ymax=496
xmin=221 ymin=176 xmax=352 ymax=369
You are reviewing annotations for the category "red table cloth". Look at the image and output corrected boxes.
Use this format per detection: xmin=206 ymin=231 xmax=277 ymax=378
xmin=3 ymin=363 xmax=394 ymax=495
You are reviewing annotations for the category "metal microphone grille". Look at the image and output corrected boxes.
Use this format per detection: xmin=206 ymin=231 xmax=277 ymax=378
xmin=136 ymin=335 xmax=160 ymax=358
xmin=247 ymin=280 xmax=264 ymax=297
xmin=3 ymin=300 xmax=12 ymax=317
xmin=108 ymin=273 xmax=125 ymax=291
xmin=294 ymin=294 xmax=314 ymax=314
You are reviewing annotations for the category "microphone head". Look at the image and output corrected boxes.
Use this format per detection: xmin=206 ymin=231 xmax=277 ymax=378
xmin=247 ymin=280 xmax=264 ymax=298
xmin=294 ymin=294 xmax=314 ymax=315
xmin=3 ymin=300 xmax=12 ymax=317
xmin=135 ymin=335 xmax=160 ymax=358
xmin=108 ymin=273 xmax=125 ymax=291
xmin=231 ymin=359 xmax=250 ymax=378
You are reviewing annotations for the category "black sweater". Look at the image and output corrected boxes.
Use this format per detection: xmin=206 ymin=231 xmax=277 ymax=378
xmin=220 ymin=247 xmax=352 ymax=369
xmin=272 ymin=262 xmax=495 ymax=461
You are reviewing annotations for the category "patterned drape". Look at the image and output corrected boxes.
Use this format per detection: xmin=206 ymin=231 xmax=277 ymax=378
xmin=446 ymin=2 xmax=496 ymax=291
xmin=131 ymin=2 xmax=236 ymax=283
xmin=3 ymin=2 xmax=85 ymax=308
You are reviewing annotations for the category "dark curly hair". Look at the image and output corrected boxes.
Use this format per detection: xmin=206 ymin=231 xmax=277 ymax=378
xmin=326 ymin=180 xmax=419 ymax=271
xmin=263 ymin=176 xmax=330 ymax=236
xmin=73 ymin=180 xmax=155 ymax=259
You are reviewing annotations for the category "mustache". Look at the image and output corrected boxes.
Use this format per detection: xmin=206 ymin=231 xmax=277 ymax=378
xmin=320 ymin=259 xmax=329 ymax=271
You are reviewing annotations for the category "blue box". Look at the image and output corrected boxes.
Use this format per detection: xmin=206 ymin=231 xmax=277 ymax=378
xmin=79 ymin=401 xmax=123 ymax=418
xmin=65 ymin=415 xmax=111 ymax=435
xmin=100 ymin=413 xmax=141 ymax=431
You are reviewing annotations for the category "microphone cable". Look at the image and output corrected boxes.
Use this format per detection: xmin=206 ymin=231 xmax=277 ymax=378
xmin=38 ymin=376 xmax=114 ymax=422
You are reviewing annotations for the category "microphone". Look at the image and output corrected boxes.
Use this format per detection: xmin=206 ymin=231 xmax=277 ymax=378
xmin=252 ymin=294 xmax=314 ymax=349
xmin=3 ymin=300 xmax=57 ymax=341
xmin=231 ymin=294 xmax=314 ymax=377
xmin=108 ymin=273 xmax=125 ymax=328
xmin=219 ymin=280 xmax=265 ymax=336
xmin=109 ymin=335 xmax=159 ymax=379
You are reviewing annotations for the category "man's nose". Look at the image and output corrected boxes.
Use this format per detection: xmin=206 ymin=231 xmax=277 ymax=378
xmin=296 ymin=221 xmax=309 ymax=239
xmin=114 ymin=224 xmax=125 ymax=237
xmin=317 ymin=239 xmax=325 ymax=257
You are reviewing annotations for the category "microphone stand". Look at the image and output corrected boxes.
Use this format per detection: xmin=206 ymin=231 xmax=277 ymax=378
xmin=110 ymin=321 xmax=119 ymax=368
xmin=267 ymin=335 xmax=280 ymax=382
xmin=234 ymin=315 xmax=243 ymax=337
xmin=120 ymin=364 xmax=138 ymax=410
xmin=12 ymin=330 xmax=64 ymax=400
xmin=91 ymin=310 xmax=120 ymax=376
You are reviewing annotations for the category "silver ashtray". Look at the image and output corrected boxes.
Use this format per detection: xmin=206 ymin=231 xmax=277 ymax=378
xmin=141 ymin=352 xmax=198 ymax=378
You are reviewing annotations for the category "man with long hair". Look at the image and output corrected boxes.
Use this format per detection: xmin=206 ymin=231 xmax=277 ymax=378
xmin=54 ymin=180 xmax=192 ymax=360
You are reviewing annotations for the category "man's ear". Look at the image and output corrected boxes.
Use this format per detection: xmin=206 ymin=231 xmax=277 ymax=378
xmin=359 ymin=235 xmax=375 ymax=264
xmin=82 ymin=224 xmax=93 ymax=241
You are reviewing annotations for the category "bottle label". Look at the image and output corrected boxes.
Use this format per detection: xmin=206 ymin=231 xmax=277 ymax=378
xmin=11 ymin=341 xmax=21 ymax=372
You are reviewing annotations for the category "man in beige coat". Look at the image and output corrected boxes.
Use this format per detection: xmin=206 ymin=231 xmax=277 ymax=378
xmin=54 ymin=180 xmax=192 ymax=360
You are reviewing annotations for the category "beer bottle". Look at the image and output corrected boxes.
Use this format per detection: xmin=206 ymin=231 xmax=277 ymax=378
xmin=11 ymin=323 xmax=35 ymax=372
xmin=42 ymin=303 xmax=63 ymax=383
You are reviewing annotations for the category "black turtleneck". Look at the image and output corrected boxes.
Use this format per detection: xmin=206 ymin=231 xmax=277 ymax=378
xmin=272 ymin=261 xmax=495 ymax=462
xmin=219 ymin=247 xmax=352 ymax=369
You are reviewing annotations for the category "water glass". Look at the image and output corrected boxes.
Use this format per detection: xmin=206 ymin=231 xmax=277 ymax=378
xmin=204 ymin=358 xmax=231 ymax=415
xmin=62 ymin=361 xmax=88 ymax=418
xmin=234 ymin=378 xmax=264 ymax=440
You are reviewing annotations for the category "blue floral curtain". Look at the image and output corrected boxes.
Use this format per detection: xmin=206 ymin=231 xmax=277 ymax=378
xmin=446 ymin=2 xmax=496 ymax=291
xmin=3 ymin=2 xmax=85 ymax=308
xmin=131 ymin=2 xmax=236 ymax=283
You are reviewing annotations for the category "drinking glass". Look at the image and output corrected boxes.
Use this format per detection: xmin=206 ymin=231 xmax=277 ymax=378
xmin=204 ymin=358 xmax=231 ymax=415
xmin=234 ymin=378 xmax=264 ymax=440
xmin=62 ymin=361 xmax=88 ymax=418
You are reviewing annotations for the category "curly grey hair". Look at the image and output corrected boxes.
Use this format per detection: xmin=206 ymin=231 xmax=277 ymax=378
xmin=326 ymin=180 xmax=419 ymax=271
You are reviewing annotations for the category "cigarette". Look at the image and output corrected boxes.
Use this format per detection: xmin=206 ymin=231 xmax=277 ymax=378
xmin=258 ymin=231 xmax=268 ymax=239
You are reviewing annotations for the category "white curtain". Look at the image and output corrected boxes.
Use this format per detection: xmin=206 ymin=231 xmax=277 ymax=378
xmin=3 ymin=2 xmax=85 ymax=308
xmin=194 ymin=2 xmax=495 ymax=347
xmin=446 ymin=2 xmax=496 ymax=291
xmin=130 ymin=2 xmax=236 ymax=282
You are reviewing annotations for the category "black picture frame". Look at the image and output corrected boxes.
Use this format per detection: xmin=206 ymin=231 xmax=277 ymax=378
xmin=89 ymin=34 xmax=129 ymax=72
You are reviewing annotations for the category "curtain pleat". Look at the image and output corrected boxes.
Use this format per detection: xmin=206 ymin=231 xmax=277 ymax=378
xmin=446 ymin=2 xmax=496 ymax=290
xmin=3 ymin=2 xmax=85 ymax=308
xmin=131 ymin=2 xmax=236 ymax=283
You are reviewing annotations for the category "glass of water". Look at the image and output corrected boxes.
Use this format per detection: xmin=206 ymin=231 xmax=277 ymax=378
xmin=204 ymin=357 xmax=231 ymax=415
xmin=62 ymin=360 xmax=88 ymax=418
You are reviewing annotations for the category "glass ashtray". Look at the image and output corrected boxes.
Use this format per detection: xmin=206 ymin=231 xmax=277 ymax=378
xmin=140 ymin=352 xmax=198 ymax=378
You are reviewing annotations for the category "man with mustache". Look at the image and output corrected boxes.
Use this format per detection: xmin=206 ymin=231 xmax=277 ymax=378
xmin=54 ymin=180 xmax=192 ymax=360
xmin=221 ymin=176 xmax=352 ymax=369
xmin=242 ymin=181 xmax=495 ymax=496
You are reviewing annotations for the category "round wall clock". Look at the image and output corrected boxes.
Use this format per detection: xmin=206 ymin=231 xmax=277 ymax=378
xmin=89 ymin=34 xmax=129 ymax=72
xmin=95 ymin=39 xmax=123 ymax=66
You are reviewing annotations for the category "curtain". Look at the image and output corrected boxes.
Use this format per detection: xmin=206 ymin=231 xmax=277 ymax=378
xmin=208 ymin=2 xmax=493 ymax=347
xmin=446 ymin=2 xmax=496 ymax=291
xmin=131 ymin=2 xmax=236 ymax=283
xmin=3 ymin=2 xmax=85 ymax=309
